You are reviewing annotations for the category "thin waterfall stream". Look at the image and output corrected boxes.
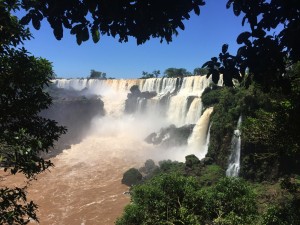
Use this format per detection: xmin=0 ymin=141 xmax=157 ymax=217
xmin=226 ymin=115 xmax=242 ymax=177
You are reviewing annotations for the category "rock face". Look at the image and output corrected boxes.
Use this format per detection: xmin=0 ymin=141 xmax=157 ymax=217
xmin=121 ymin=168 xmax=143 ymax=186
xmin=125 ymin=85 xmax=157 ymax=114
xmin=145 ymin=124 xmax=195 ymax=148
xmin=40 ymin=85 xmax=105 ymax=156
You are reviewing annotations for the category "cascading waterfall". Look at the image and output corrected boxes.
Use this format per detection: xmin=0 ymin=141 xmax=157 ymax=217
xmin=204 ymin=123 xmax=212 ymax=156
xmin=52 ymin=77 xmax=215 ymax=162
xmin=166 ymin=76 xmax=211 ymax=126
xmin=185 ymin=98 xmax=203 ymax=124
xmin=187 ymin=107 xmax=213 ymax=159
xmin=13 ymin=76 xmax=217 ymax=225
xmin=52 ymin=75 xmax=212 ymax=128
xmin=226 ymin=115 xmax=242 ymax=177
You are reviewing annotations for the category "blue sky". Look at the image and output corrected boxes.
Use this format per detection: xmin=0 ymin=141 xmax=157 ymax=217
xmin=20 ymin=1 xmax=249 ymax=79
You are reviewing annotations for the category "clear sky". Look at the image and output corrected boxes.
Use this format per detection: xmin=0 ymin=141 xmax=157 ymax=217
xmin=19 ymin=1 xmax=249 ymax=79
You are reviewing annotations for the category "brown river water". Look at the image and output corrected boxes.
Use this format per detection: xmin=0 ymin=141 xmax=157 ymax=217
xmin=2 ymin=132 xmax=156 ymax=225
xmin=2 ymin=76 xmax=214 ymax=224
xmin=1 ymin=110 xmax=213 ymax=225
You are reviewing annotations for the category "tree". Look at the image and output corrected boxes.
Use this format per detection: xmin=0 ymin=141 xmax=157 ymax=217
xmin=164 ymin=68 xmax=191 ymax=78
xmin=153 ymin=70 xmax=160 ymax=78
xmin=194 ymin=67 xmax=208 ymax=75
xmin=89 ymin=69 xmax=106 ymax=79
xmin=116 ymin=175 xmax=258 ymax=225
xmin=1 ymin=1 xmax=65 ymax=223
xmin=140 ymin=70 xmax=160 ymax=79
xmin=121 ymin=168 xmax=142 ymax=186
xmin=202 ymin=1 xmax=300 ymax=91
xmin=19 ymin=0 xmax=205 ymax=45
xmin=141 ymin=71 xmax=154 ymax=79
xmin=116 ymin=173 xmax=203 ymax=224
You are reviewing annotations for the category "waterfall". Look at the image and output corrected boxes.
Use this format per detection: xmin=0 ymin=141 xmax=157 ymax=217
xmin=226 ymin=116 xmax=242 ymax=177
xmin=29 ymin=76 xmax=217 ymax=223
xmin=165 ymin=76 xmax=211 ymax=126
xmin=53 ymin=76 xmax=212 ymax=126
xmin=52 ymin=76 xmax=215 ymax=161
xmin=204 ymin=123 xmax=212 ymax=156
xmin=187 ymin=107 xmax=213 ymax=159
xmin=185 ymin=98 xmax=203 ymax=124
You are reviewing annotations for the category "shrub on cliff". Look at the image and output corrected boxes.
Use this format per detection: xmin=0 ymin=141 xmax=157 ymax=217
xmin=121 ymin=168 xmax=143 ymax=186
xmin=116 ymin=175 xmax=258 ymax=225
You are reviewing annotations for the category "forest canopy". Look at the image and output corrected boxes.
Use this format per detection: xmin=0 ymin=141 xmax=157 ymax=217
xmin=18 ymin=0 xmax=205 ymax=45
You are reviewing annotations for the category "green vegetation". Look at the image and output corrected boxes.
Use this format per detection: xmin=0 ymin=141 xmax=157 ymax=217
xmin=140 ymin=70 xmax=160 ymax=79
xmin=0 ymin=1 xmax=65 ymax=223
xmin=118 ymin=155 xmax=300 ymax=224
xmin=202 ymin=86 xmax=241 ymax=168
xmin=88 ymin=69 xmax=107 ymax=79
xmin=202 ymin=1 xmax=300 ymax=91
xmin=201 ymin=78 xmax=300 ymax=181
xmin=19 ymin=0 xmax=205 ymax=45
xmin=118 ymin=60 xmax=300 ymax=223
xmin=121 ymin=168 xmax=143 ymax=186
xmin=117 ymin=158 xmax=258 ymax=225
xmin=163 ymin=68 xmax=192 ymax=78
xmin=193 ymin=67 xmax=208 ymax=76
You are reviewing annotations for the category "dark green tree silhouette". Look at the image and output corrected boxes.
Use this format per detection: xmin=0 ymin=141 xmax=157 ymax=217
xmin=140 ymin=70 xmax=160 ymax=79
xmin=202 ymin=0 xmax=300 ymax=91
xmin=194 ymin=67 xmax=208 ymax=75
xmin=89 ymin=69 xmax=107 ymax=79
xmin=164 ymin=68 xmax=191 ymax=78
xmin=0 ymin=1 xmax=65 ymax=223
xmin=19 ymin=0 xmax=205 ymax=45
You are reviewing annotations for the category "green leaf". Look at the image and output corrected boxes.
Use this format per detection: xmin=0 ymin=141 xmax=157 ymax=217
xmin=236 ymin=32 xmax=251 ymax=44
xmin=53 ymin=23 xmax=63 ymax=40
xmin=233 ymin=3 xmax=241 ymax=16
xmin=82 ymin=27 xmax=89 ymax=42
xmin=76 ymin=33 xmax=82 ymax=45
xmin=222 ymin=44 xmax=229 ymax=54
xmin=92 ymin=29 xmax=100 ymax=43
xmin=86 ymin=0 xmax=98 ymax=12
xmin=20 ymin=15 xmax=31 ymax=25
xmin=70 ymin=24 xmax=81 ymax=35
xmin=178 ymin=22 xmax=185 ymax=30
xmin=226 ymin=0 xmax=234 ymax=9
xmin=252 ymin=29 xmax=266 ymax=38
xmin=32 ymin=17 xmax=41 ymax=30
xmin=211 ymin=57 xmax=218 ymax=63
xmin=194 ymin=5 xmax=200 ymax=15
xmin=202 ymin=61 xmax=212 ymax=68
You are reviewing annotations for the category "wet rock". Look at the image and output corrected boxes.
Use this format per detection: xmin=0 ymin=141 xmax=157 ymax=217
xmin=121 ymin=168 xmax=143 ymax=186
xmin=201 ymin=157 xmax=214 ymax=165
xmin=125 ymin=85 xmax=157 ymax=114
xmin=145 ymin=124 xmax=195 ymax=147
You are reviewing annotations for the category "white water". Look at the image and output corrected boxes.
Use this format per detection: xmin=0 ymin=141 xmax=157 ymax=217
xmin=226 ymin=116 xmax=242 ymax=177
xmin=187 ymin=107 xmax=213 ymax=159
xmin=26 ymin=76 xmax=215 ymax=224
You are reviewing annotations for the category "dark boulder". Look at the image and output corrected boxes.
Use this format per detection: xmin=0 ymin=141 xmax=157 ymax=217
xmin=145 ymin=124 xmax=195 ymax=148
xmin=121 ymin=168 xmax=143 ymax=186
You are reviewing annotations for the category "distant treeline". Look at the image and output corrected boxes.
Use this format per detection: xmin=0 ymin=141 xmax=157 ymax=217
xmin=56 ymin=68 xmax=208 ymax=80
xmin=140 ymin=67 xmax=209 ymax=79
